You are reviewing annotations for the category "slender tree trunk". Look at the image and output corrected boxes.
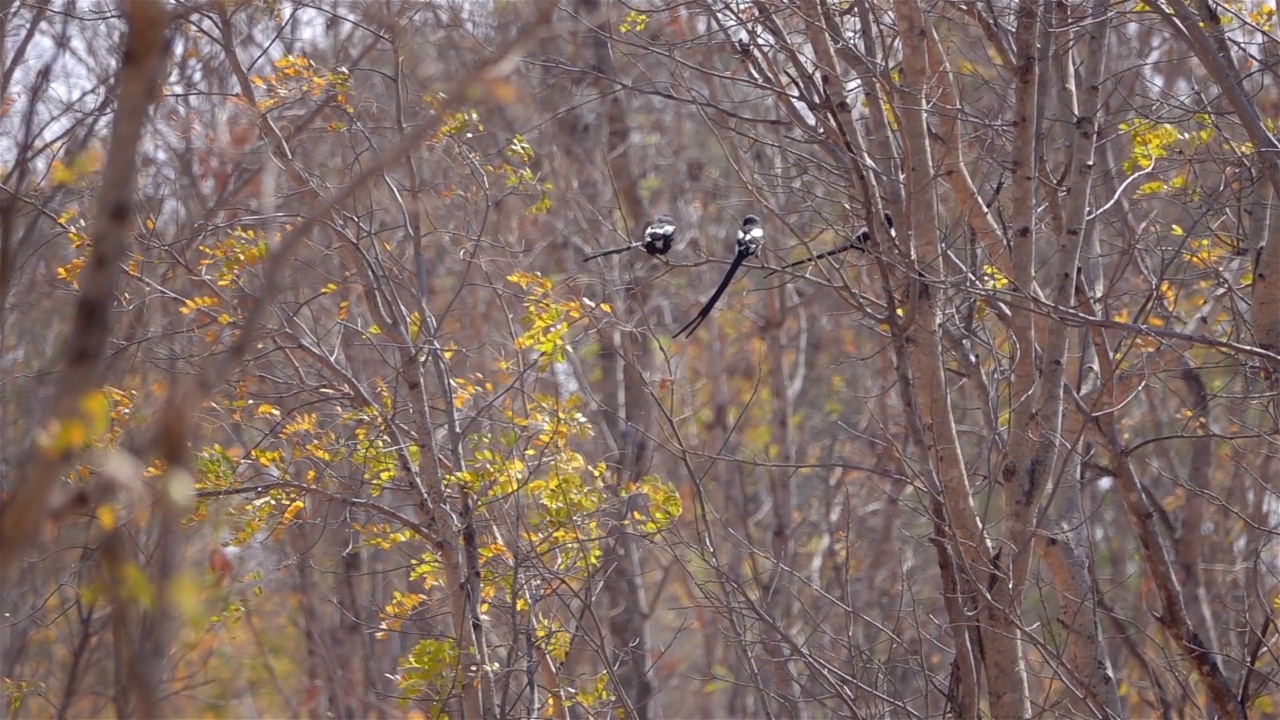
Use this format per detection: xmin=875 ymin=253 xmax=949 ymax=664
xmin=575 ymin=2 xmax=657 ymax=716
xmin=894 ymin=0 xmax=1031 ymax=715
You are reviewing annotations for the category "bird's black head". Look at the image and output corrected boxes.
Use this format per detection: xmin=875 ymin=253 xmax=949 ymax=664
xmin=737 ymin=214 xmax=764 ymax=255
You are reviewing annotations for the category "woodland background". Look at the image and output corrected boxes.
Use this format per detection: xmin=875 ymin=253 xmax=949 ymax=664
xmin=4 ymin=0 xmax=1280 ymax=718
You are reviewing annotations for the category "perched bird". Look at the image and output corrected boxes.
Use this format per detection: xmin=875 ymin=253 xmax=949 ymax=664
xmin=582 ymin=215 xmax=677 ymax=262
xmin=674 ymin=215 xmax=764 ymax=338
xmin=767 ymin=212 xmax=894 ymax=277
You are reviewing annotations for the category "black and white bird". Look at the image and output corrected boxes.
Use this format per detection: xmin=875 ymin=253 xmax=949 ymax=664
xmin=582 ymin=215 xmax=677 ymax=262
xmin=767 ymin=212 xmax=894 ymax=277
xmin=674 ymin=215 xmax=764 ymax=338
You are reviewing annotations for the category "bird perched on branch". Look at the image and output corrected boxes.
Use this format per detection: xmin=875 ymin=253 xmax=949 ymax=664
xmin=767 ymin=212 xmax=894 ymax=278
xmin=674 ymin=215 xmax=764 ymax=338
xmin=582 ymin=215 xmax=676 ymax=262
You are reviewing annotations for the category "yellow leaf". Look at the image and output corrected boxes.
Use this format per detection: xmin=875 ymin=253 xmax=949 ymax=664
xmin=80 ymin=390 xmax=112 ymax=437
xmin=1171 ymin=224 xmax=1185 ymax=236
xmin=95 ymin=504 xmax=117 ymax=531
xmin=282 ymin=499 xmax=305 ymax=524
xmin=487 ymin=77 xmax=517 ymax=104
xmin=60 ymin=419 xmax=88 ymax=450
xmin=49 ymin=159 xmax=76 ymax=186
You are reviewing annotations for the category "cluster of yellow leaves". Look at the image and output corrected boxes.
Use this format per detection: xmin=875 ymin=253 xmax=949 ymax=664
xmin=175 ymin=268 xmax=679 ymax=712
xmin=507 ymin=269 xmax=553 ymax=294
xmin=1183 ymin=235 xmax=1232 ymax=269
xmin=47 ymin=146 xmax=103 ymax=188
xmin=53 ymin=210 xmax=91 ymax=287
xmin=355 ymin=522 xmax=417 ymax=551
xmin=1134 ymin=175 xmax=1187 ymax=197
xmin=35 ymin=387 xmax=138 ymax=495
xmin=280 ymin=412 xmax=337 ymax=464
xmin=507 ymin=271 xmax=609 ymax=368
xmin=249 ymin=447 xmax=284 ymax=469
xmin=570 ymin=674 xmax=615 ymax=715
xmin=536 ymin=615 xmax=571 ymax=663
xmin=249 ymin=54 xmax=352 ymax=115
xmin=198 ymin=227 xmax=267 ymax=287
xmin=493 ymin=135 xmax=554 ymax=215
xmin=352 ymin=425 xmax=409 ymax=496
xmin=631 ymin=475 xmax=683 ymax=534
xmin=178 ymin=294 xmax=225 ymax=324
xmin=619 ymin=10 xmax=649 ymax=33
xmin=3 ymin=678 xmax=45 ymax=716
xmin=394 ymin=637 xmax=459 ymax=716
xmin=194 ymin=444 xmax=239 ymax=492
xmin=219 ymin=489 xmax=296 ymax=546
xmin=1119 ymin=116 xmax=1216 ymax=178
xmin=431 ymin=108 xmax=481 ymax=144
xmin=452 ymin=373 xmax=491 ymax=410
xmin=34 ymin=390 xmax=112 ymax=459
xmin=1248 ymin=3 xmax=1276 ymax=29
xmin=196 ymin=404 xmax=343 ymax=537
xmin=430 ymin=111 xmax=554 ymax=215
xmin=377 ymin=590 xmax=427 ymax=635
xmin=980 ymin=263 xmax=1011 ymax=290
xmin=53 ymin=210 xmax=152 ymax=290
xmin=1118 ymin=119 xmax=1183 ymax=174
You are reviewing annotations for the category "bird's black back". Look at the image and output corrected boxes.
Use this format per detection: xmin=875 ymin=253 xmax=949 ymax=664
xmin=643 ymin=215 xmax=676 ymax=256
xmin=737 ymin=215 xmax=764 ymax=256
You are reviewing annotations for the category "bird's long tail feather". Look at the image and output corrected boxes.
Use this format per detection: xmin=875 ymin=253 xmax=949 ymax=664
xmin=582 ymin=244 xmax=639 ymax=262
xmin=674 ymin=253 xmax=748 ymax=338
xmin=765 ymin=234 xmax=866 ymax=278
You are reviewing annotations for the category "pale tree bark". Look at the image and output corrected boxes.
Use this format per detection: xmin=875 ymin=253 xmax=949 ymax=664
xmin=1173 ymin=362 xmax=1220 ymax=659
xmin=892 ymin=0 xmax=1029 ymax=716
xmin=1025 ymin=1 xmax=1122 ymax=714
xmin=925 ymin=9 xmax=1016 ymax=284
xmin=1082 ymin=323 xmax=1246 ymax=719
xmin=997 ymin=0 xmax=1045 ymax=635
xmin=1251 ymin=180 xmax=1280 ymax=355
xmin=910 ymin=18 xmax=1003 ymax=718
xmin=792 ymin=11 xmax=989 ymax=711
